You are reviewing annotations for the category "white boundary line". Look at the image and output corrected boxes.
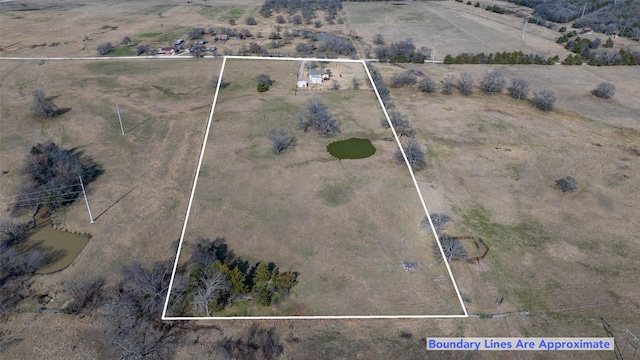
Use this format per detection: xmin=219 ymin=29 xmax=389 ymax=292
xmin=161 ymin=57 xmax=228 ymax=318
xmin=161 ymin=56 xmax=468 ymax=320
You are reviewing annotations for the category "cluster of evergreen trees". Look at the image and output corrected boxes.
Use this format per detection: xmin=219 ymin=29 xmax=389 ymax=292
xmin=171 ymin=239 xmax=298 ymax=316
xmin=443 ymin=51 xmax=558 ymax=65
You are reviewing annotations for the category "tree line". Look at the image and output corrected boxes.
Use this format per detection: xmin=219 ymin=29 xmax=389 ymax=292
xmin=444 ymin=51 xmax=558 ymax=65
xmin=507 ymin=0 xmax=640 ymax=40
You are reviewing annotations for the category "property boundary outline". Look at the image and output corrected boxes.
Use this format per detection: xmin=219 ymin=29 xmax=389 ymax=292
xmin=161 ymin=55 xmax=469 ymax=320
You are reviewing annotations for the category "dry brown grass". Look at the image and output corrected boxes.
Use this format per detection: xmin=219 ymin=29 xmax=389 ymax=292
xmin=176 ymin=58 xmax=462 ymax=316
xmin=379 ymin=62 xmax=640 ymax=337
xmin=343 ymin=1 xmax=640 ymax=61
xmin=1 ymin=0 xmax=639 ymax=358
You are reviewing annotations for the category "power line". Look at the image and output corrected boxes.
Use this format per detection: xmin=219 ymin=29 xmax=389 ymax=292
xmin=0 ymin=184 xmax=82 ymax=201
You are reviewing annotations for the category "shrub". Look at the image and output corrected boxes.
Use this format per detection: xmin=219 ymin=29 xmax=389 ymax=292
xmin=275 ymin=15 xmax=286 ymax=24
xmin=591 ymin=82 xmax=615 ymax=99
xmin=121 ymin=36 xmax=131 ymax=45
xmin=373 ymin=33 xmax=385 ymax=45
xmin=395 ymin=138 xmax=426 ymax=171
xmin=256 ymin=74 xmax=274 ymax=92
xmin=418 ymin=77 xmax=437 ymax=93
xmin=458 ymin=72 xmax=474 ymax=95
xmin=245 ymin=17 xmax=257 ymax=25
xmin=507 ymin=78 xmax=530 ymax=99
xmin=389 ymin=70 xmax=418 ymax=88
xmin=441 ymin=75 xmax=455 ymax=94
xmin=352 ymin=76 xmax=360 ymax=89
xmin=556 ymin=176 xmax=577 ymax=193
xmin=479 ymin=69 xmax=506 ymax=94
xmin=532 ymin=89 xmax=556 ymax=111
xmin=603 ymin=37 xmax=614 ymax=48
xmin=268 ymin=128 xmax=296 ymax=154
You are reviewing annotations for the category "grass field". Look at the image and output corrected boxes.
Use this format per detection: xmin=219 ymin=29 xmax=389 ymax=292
xmin=1 ymin=0 xmax=639 ymax=358
xmin=375 ymin=62 xmax=640 ymax=335
xmin=343 ymin=1 xmax=640 ymax=61
xmin=171 ymin=58 xmax=464 ymax=316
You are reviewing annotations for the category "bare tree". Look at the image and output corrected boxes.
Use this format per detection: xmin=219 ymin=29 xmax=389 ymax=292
xmin=188 ymin=28 xmax=205 ymax=40
xmin=433 ymin=237 xmax=468 ymax=264
xmin=441 ymin=75 xmax=455 ymax=95
xmin=268 ymin=128 xmax=296 ymax=154
xmin=65 ymin=277 xmax=105 ymax=315
xmin=373 ymin=33 xmax=385 ymax=45
xmin=136 ymin=44 xmax=151 ymax=56
xmin=96 ymin=42 xmax=113 ymax=55
xmin=479 ymin=69 xmax=506 ymax=94
xmin=211 ymin=75 xmax=229 ymax=89
xmin=297 ymin=97 xmax=340 ymax=137
xmin=458 ymin=72 xmax=474 ymax=95
xmin=592 ymin=82 xmax=615 ymax=99
xmin=245 ymin=17 xmax=257 ymax=25
xmin=331 ymin=80 xmax=340 ymax=90
xmin=532 ymin=88 xmax=556 ymax=111
xmin=418 ymin=77 xmax=437 ymax=93
xmin=381 ymin=111 xmax=414 ymax=138
xmin=121 ymin=36 xmax=131 ymax=46
xmin=30 ymin=89 xmax=57 ymax=118
xmin=0 ymin=218 xmax=28 ymax=245
xmin=508 ymin=77 xmax=530 ymax=99
xmin=18 ymin=142 xmax=102 ymax=211
xmin=192 ymin=270 xmax=231 ymax=316
xmin=395 ymin=138 xmax=427 ymax=171
xmin=101 ymin=261 xmax=185 ymax=359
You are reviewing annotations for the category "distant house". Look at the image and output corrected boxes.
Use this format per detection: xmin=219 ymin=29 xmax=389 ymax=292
xmin=174 ymin=39 xmax=184 ymax=45
xmin=216 ymin=34 xmax=229 ymax=41
xmin=308 ymin=69 xmax=325 ymax=84
xmin=297 ymin=80 xmax=308 ymax=88
xmin=196 ymin=40 xmax=208 ymax=45
xmin=158 ymin=47 xmax=174 ymax=55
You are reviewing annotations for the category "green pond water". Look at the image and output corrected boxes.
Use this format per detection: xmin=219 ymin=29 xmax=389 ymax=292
xmin=19 ymin=217 xmax=90 ymax=274
xmin=327 ymin=138 xmax=376 ymax=159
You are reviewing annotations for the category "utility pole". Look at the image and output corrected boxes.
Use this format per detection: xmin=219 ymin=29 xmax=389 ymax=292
xmin=580 ymin=2 xmax=587 ymax=21
xmin=521 ymin=17 xmax=528 ymax=41
xmin=116 ymin=103 xmax=125 ymax=135
xmin=79 ymin=176 xmax=95 ymax=223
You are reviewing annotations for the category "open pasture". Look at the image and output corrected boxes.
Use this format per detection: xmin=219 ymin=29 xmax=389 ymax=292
xmin=171 ymin=58 xmax=464 ymax=316
xmin=381 ymin=63 xmax=640 ymax=328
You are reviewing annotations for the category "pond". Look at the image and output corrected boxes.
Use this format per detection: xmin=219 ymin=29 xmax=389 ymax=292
xmin=327 ymin=138 xmax=376 ymax=159
xmin=19 ymin=217 xmax=90 ymax=274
